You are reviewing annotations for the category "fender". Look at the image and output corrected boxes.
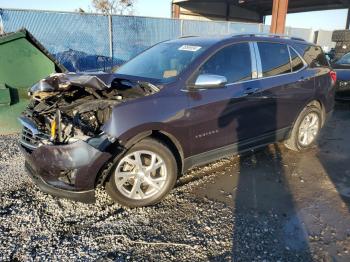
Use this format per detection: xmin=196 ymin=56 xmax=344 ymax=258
xmin=122 ymin=130 xmax=152 ymax=149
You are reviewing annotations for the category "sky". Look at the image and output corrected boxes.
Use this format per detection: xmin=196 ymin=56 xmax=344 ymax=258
xmin=0 ymin=0 xmax=174 ymax=18
xmin=0 ymin=0 xmax=348 ymax=31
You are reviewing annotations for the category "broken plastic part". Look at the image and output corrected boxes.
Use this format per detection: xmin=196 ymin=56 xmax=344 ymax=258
xmin=22 ymin=73 xmax=160 ymax=146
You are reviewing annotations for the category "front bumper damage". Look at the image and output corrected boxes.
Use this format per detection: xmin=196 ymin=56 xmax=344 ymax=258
xmin=21 ymin=139 xmax=112 ymax=203
xmin=18 ymin=72 xmax=159 ymax=203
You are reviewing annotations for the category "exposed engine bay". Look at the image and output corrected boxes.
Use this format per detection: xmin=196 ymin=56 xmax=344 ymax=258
xmin=21 ymin=73 xmax=159 ymax=146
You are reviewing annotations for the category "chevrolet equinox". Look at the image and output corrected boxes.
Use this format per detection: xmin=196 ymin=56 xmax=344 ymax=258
xmin=19 ymin=34 xmax=336 ymax=207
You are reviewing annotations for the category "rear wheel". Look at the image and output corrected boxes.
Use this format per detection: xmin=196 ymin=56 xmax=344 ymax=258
xmin=284 ymin=105 xmax=322 ymax=152
xmin=105 ymin=138 xmax=178 ymax=207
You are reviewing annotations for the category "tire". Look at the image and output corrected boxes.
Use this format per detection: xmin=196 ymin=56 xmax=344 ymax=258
xmin=284 ymin=105 xmax=322 ymax=152
xmin=105 ymin=138 xmax=178 ymax=207
xmin=332 ymin=30 xmax=350 ymax=42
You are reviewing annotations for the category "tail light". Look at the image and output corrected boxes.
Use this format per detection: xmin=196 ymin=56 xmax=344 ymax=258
xmin=330 ymin=70 xmax=337 ymax=84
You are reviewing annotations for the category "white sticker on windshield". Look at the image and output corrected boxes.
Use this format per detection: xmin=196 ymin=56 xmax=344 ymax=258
xmin=178 ymin=45 xmax=202 ymax=52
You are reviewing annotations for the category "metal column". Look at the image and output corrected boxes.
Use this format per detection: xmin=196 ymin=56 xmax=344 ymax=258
xmin=108 ymin=14 xmax=113 ymax=59
xmin=270 ymin=0 xmax=289 ymax=34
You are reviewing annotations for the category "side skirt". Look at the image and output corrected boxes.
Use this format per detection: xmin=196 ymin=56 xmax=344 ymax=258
xmin=183 ymin=127 xmax=291 ymax=171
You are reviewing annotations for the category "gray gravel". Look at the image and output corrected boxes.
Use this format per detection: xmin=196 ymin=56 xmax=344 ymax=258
xmin=1 ymin=105 xmax=350 ymax=261
xmin=0 ymin=135 xmax=234 ymax=261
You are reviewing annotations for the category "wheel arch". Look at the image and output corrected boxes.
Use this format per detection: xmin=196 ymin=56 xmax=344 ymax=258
xmin=287 ymin=99 xmax=324 ymax=141
xmin=307 ymin=99 xmax=325 ymax=126
xmin=150 ymin=130 xmax=184 ymax=175
xmin=95 ymin=129 xmax=185 ymax=188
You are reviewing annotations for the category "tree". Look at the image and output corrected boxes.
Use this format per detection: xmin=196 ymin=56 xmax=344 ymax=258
xmin=74 ymin=8 xmax=86 ymax=13
xmin=91 ymin=0 xmax=136 ymax=15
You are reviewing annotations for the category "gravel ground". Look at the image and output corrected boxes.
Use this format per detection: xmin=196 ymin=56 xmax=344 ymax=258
xmin=1 ymin=105 xmax=350 ymax=261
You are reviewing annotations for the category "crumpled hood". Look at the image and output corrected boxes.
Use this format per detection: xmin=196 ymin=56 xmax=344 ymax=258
xmin=30 ymin=72 xmax=118 ymax=93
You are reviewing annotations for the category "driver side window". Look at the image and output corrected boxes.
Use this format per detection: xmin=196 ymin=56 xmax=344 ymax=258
xmin=198 ymin=43 xmax=252 ymax=84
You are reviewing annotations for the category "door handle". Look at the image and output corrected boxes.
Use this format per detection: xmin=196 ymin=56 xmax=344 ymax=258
xmin=243 ymin=87 xmax=258 ymax=95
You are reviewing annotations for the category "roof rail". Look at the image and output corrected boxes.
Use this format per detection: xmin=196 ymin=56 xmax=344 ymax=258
xmin=232 ymin=33 xmax=306 ymax=42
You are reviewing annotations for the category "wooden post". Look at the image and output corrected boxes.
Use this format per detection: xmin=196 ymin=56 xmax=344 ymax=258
xmin=172 ymin=3 xmax=180 ymax=19
xmin=270 ymin=0 xmax=289 ymax=34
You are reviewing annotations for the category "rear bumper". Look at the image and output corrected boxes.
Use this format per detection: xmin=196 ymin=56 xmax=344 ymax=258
xmin=20 ymin=139 xmax=112 ymax=203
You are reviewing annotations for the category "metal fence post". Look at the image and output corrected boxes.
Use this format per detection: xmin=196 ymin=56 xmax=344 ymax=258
xmin=259 ymin=23 xmax=264 ymax=33
xmin=180 ymin=19 xmax=184 ymax=36
xmin=0 ymin=10 xmax=4 ymax=34
xmin=108 ymin=14 xmax=113 ymax=59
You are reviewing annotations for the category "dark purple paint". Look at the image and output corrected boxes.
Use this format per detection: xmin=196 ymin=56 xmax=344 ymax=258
xmin=21 ymin=36 xmax=335 ymax=203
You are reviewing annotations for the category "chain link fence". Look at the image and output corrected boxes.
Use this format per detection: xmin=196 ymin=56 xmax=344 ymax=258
xmin=0 ymin=8 xmax=314 ymax=72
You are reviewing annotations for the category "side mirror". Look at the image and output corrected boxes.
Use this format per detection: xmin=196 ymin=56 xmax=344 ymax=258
xmin=194 ymin=74 xmax=227 ymax=89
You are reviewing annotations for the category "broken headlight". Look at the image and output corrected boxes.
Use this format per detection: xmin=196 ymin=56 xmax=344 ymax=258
xmin=30 ymin=80 xmax=55 ymax=93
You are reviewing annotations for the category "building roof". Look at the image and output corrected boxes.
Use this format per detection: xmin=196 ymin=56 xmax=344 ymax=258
xmin=173 ymin=0 xmax=350 ymax=15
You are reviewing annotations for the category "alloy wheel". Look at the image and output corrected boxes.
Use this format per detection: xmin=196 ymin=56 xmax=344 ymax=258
xmin=114 ymin=150 xmax=168 ymax=200
xmin=298 ymin=112 xmax=320 ymax=146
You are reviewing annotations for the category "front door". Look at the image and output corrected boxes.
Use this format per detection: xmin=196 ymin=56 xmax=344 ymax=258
xmin=187 ymin=42 xmax=266 ymax=157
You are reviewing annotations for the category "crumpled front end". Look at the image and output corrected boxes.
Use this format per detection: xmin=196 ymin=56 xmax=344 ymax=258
xmin=22 ymin=139 xmax=112 ymax=203
xmin=19 ymin=72 xmax=159 ymax=203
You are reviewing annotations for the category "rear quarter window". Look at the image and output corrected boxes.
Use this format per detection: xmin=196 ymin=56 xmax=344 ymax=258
xmin=294 ymin=44 xmax=328 ymax=68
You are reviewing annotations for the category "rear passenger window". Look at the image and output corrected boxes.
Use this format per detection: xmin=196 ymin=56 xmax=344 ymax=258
xmin=295 ymin=44 xmax=328 ymax=68
xmin=257 ymin=42 xmax=291 ymax=77
xmin=198 ymin=43 xmax=252 ymax=83
xmin=289 ymin=47 xmax=304 ymax=72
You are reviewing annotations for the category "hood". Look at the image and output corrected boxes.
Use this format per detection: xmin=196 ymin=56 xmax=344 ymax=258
xmin=22 ymin=71 xmax=160 ymax=142
xmin=30 ymin=72 xmax=118 ymax=93
xmin=334 ymin=68 xmax=350 ymax=81
xmin=332 ymin=63 xmax=350 ymax=70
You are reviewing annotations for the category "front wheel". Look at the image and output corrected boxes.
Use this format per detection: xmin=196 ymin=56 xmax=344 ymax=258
xmin=284 ymin=105 xmax=322 ymax=152
xmin=105 ymin=138 xmax=178 ymax=207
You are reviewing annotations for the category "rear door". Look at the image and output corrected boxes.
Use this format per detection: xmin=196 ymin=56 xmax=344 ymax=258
xmin=295 ymin=44 xmax=334 ymax=111
xmin=254 ymin=41 xmax=315 ymax=137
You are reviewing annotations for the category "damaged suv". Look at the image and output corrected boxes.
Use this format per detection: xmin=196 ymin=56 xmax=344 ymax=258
xmin=19 ymin=34 xmax=335 ymax=207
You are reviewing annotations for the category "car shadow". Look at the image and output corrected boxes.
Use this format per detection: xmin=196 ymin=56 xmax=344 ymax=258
xmin=179 ymin=99 xmax=350 ymax=260
xmin=178 ymin=91 xmax=314 ymax=260
xmin=223 ymin=91 xmax=312 ymax=260
xmin=316 ymin=102 xmax=350 ymax=212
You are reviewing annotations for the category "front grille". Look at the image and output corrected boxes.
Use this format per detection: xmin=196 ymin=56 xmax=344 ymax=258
xmin=20 ymin=126 xmax=50 ymax=150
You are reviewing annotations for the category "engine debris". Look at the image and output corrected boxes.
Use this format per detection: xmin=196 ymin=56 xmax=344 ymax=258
xmin=22 ymin=73 xmax=159 ymax=144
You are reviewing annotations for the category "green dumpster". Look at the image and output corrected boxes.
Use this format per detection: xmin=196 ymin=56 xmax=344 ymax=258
xmin=0 ymin=29 xmax=66 ymax=134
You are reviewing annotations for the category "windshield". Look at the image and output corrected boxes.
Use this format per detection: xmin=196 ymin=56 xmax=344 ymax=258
xmin=114 ymin=42 xmax=208 ymax=83
xmin=336 ymin=52 xmax=350 ymax=65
